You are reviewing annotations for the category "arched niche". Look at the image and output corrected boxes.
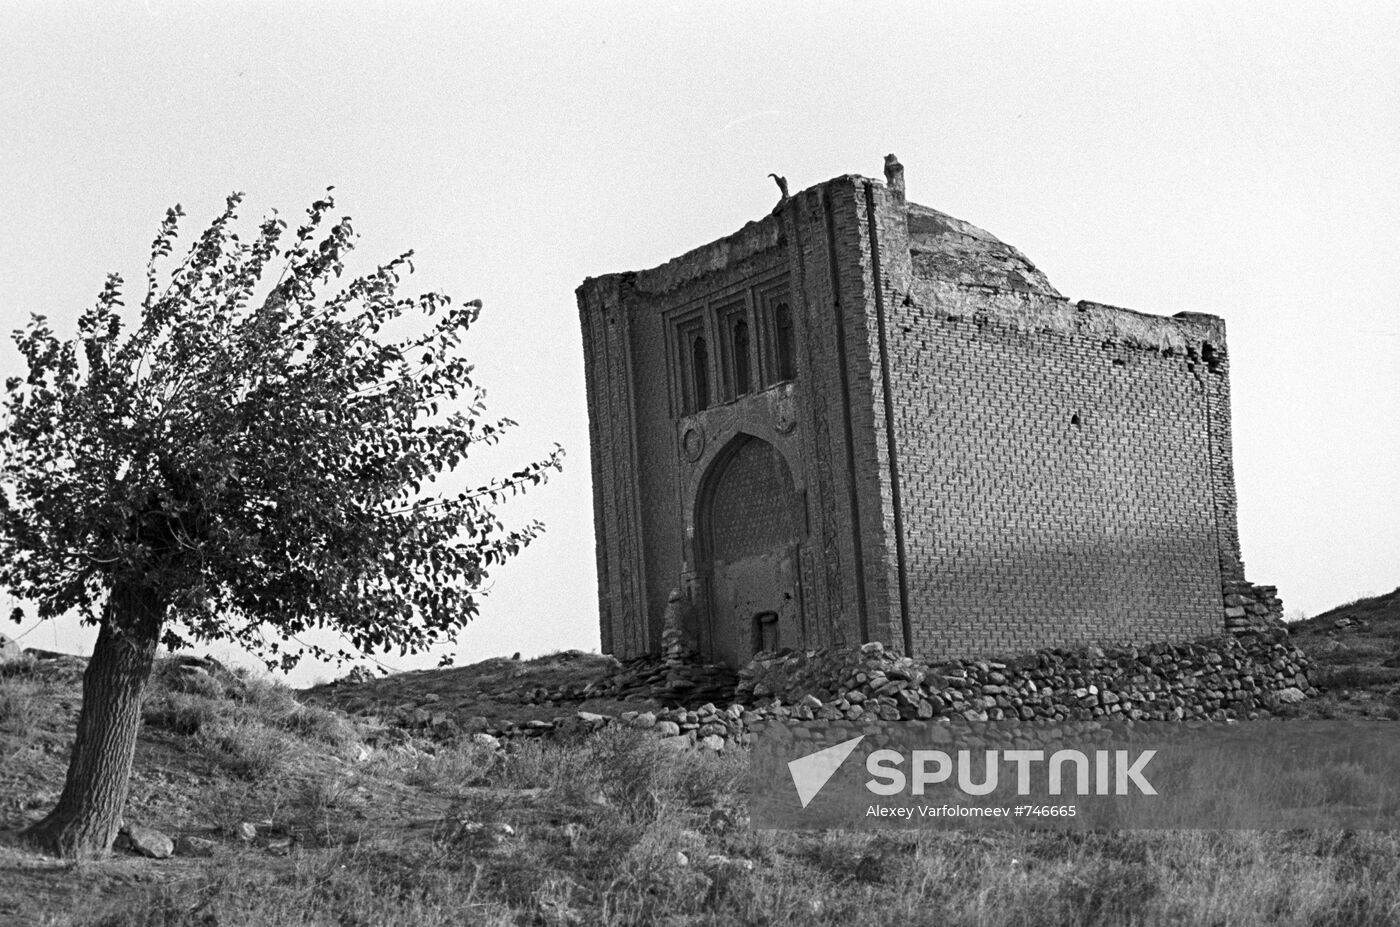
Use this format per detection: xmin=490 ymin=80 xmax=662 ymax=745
xmin=691 ymin=434 xmax=807 ymax=666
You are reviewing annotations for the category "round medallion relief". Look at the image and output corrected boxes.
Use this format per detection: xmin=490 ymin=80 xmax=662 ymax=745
xmin=774 ymin=393 xmax=798 ymax=434
xmin=681 ymin=424 xmax=705 ymax=461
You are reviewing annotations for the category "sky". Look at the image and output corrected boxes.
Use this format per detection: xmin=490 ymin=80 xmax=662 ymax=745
xmin=1 ymin=2 xmax=1396 ymax=685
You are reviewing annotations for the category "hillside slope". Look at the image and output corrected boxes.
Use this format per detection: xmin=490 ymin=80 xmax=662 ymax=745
xmin=1285 ymin=587 xmax=1400 ymax=720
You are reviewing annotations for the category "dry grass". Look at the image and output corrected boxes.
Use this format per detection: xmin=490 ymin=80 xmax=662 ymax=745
xmin=39 ymin=768 xmax=1400 ymax=927
xmin=22 ymin=716 xmax=1400 ymax=927
xmin=0 ymin=676 xmax=42 ymax=736
xmin=6 ymin=616 xmax=1400 ymax=927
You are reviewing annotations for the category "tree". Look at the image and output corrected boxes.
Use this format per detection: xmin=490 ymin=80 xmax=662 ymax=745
xmin=0 ymin=191 xmax=563 ymax=858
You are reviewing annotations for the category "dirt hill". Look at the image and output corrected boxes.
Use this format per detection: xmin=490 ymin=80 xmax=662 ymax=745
xmin=1284 ymin=587 xmax=1400 ymax=720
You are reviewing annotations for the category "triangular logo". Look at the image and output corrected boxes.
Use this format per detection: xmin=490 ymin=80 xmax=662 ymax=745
xmin=788 ymin=735 xmax=865 ymax=808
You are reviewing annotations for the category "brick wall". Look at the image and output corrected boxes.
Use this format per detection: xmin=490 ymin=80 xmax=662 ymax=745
xmin=774 ymin=183 xmax=870 ymax=650
xmin=855 ymin=178 xmax=1231 ymax=659
xmin=577 ymin=275 xmax=649 ymax=656
xmin=890 ymin=297 xmax=1225 ymax=657
xmin=628 ymin=298 xmax=683 ymax=650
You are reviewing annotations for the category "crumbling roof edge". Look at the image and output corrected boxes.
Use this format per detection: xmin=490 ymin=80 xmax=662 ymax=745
xmin=580 ymin=174 xmax=882 ymax=301
xmin=1076 ymin=300 xmax=1227 ymax=343
xmin=919 ymin=289 xmax=1229 ymax=354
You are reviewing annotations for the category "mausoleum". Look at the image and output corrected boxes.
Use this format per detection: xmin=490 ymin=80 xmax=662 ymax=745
xmin=578 ymin=156 xmax=1280 ymax=666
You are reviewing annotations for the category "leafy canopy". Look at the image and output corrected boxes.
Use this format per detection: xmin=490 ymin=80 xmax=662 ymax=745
xmin=0 ymin=191 xmax=563 ymax=669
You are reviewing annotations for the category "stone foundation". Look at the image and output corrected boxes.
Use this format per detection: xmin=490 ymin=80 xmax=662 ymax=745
xmin=1224 ymin=580 xmax=1285 ymax=633
xmin=482 ymin=629 xmax=1315 ymax=749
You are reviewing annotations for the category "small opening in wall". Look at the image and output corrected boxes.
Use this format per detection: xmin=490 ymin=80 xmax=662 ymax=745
xmin=1112 ymin=358 xmax=1126 ymax=367
xmin=691 ymin=336 xmax=710 ymax=411
xmin=732 ymin=318 xmax=751 ymax=396
xmin=774 ymin=302 xmax=796 ymax=382
xmin=1070 ymin=413 xmax=1081 ymax=427
xmin=754 ymin=611 xmax=779 ymax=654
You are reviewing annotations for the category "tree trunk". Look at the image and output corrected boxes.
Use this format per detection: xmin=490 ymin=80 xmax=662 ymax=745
xmin=24 ymin=582 xmax=163 ymax=859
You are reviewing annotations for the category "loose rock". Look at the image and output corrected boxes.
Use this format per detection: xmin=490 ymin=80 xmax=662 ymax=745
xmin=123 ymin=824 xmax=174 ymax=859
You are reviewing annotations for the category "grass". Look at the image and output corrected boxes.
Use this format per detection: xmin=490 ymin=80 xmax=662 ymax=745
xmin=22 ymin=710 xmax=1400 ymax=925
xmin=0 ymin=676 xmax=42 ymax=736
xmin=7 ymin=592 xmax=1400 ymax=927
xmin=142 ymin=658 xmax=363 ymax=784
xmin=42 ymin=773 xmax=1400 ymax=926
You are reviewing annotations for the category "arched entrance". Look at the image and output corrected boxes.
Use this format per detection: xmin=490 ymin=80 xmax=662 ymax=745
xmin=696 ymin=435 xmax=805 ymax=666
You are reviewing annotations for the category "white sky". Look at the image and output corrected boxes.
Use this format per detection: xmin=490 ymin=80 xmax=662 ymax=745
xmin=2 ymin=2 xmax=1396 ymax=685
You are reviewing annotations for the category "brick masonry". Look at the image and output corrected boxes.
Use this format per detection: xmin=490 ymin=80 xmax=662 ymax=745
xmin=578 ymin=158 xmax=1281 ymax=666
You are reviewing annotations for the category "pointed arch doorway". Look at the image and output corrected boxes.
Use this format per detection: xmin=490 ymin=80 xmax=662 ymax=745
xmin=695 ymin=434 xmax=806 ymax=666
